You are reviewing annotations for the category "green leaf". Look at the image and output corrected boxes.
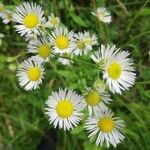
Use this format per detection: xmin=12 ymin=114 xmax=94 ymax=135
xmin=138 ymin=8 xmax=150 ymax=17
xmin=69 ymin=12 xmax=88 ymax=27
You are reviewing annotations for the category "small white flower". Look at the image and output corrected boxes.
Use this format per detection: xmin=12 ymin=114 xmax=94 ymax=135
xmin=84 ymin=87 xmax=112 ymax=116
xmin=85 ymin=109 xmax=125 ymax=148
xmin=91 ymin=44 xmax=119 ymax=65
xmin=73 ymin=32 xmax=95 ymax=56
xmin=27 ymin=38 xmax=52 ymax=61
xmin=103 ymin=50 xmax=136 ymax=94
xmin=1 ymin=10 xmax=13 ymax=24
xmin=45 ymin=13 xmax=60 ymax=28
xmin=13 ymin=2 xmax=45 ymax=36
xmin=83 ymin=31 xmax=98 ymax=46
xmin=49 ymin=26 xmax=75 ymax=54
xmin=17 ymin=56 xmax=45 ymax=91
xmin=45 ymin=88 xmax=85 ymax=131
xmin=91 ymin=7 xmax=112 ymax=23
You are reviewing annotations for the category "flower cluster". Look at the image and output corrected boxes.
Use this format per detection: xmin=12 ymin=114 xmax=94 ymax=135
xmin=4 ymin=2 xmax=136 ymax=148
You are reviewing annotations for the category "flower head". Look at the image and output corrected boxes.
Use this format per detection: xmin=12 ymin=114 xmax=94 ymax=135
xmin=27 ymin=38 xmax=52 ymax=61
xmin=73 ymin=31 xmax=97 ymax=56
xmin=1 ymin=10 xmax=13 ymax=24
xmin=13 ymin=2 xmax=45 ymax=36
xmin=85 ymin=109 xmax=125 ymax=148
xmin=85 ymin=87 xmax=112 ymax=116
xmin=45 ymin=89 xmax=85 ymax=130
xmin=17 ymin=56 xmax=45 ymax=91
xmin=102 ymin=50 xmax=136 ymax=94
xmin=45 ymin=13 xmax=60 ymax=28
xmin=49 ymin=27 xmax=75 ymax=54
xmin=91 ymin=7 xmax=112 ymax=23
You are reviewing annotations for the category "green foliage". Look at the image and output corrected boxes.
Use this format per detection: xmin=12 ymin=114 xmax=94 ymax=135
xmin=0 ymin=0 xmax=149 ymax=150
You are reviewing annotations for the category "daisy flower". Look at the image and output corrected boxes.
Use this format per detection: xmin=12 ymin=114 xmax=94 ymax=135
xmin=45 ymin=13 xmax=60 ymax=28
xmin=13 ymin=2 xmax=45 ymax=36
xmin=102 ymin=50 xmax=136 ymax=94
xmin=85 ymin=109 xmax=125 ymax=148
xmin=27 ymin=38 xmax=52 ymax=61
xmin=17 ymin=56 xmax=45 ymax=91
xmin=1 ymin=10 xmax=13 ymax=24
xmin=91 ymin=44 xmax=119 ymax=66
xmin=49 ymin=27 xmax=75 ymax=54
xmin=83 ymin=31 xmax=98 ymax=47
xmin=73 ymin=32 xmax=93 ymax=56
xmin=85 ymin=88 xmax=112 ymax=116
xmin=45 ymin=88 xmax=85 ymax=131
xmin=91 ymin=7 xmax=112 ymax=23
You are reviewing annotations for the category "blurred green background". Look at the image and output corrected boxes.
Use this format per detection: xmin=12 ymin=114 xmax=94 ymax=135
xmin=0 ymin=0 xmax=150 ymax=149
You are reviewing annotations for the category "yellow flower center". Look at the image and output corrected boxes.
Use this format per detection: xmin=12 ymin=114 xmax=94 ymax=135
xmin=84 ymin=37 xmax=92 ymax=45
xmin=27 ymin=67 xmax=41 ymax=81
xmin=49 ymin=17 xmax=59 ymax=26
xmin=98 ymin=117 xmax=114 ymax=132
xmin=24 ymin=13 xmax=39 ymax=28
xmin=0 ymin=5 xmax=4 ymax=12
xmin=107 ymin=63 xmax=122 ymax=80
xmin=85 ymin=91 xmax=100 ymax=106
xmin=56 ymin=99 xmax=74 ymax=118
xmin=55 ymin=36 xmax=69 ymax=50
xmin=7 ymin=13 xmax=13 ymax=19
xmin=97 ymin=12 xmax=104 ymax=21
xmin=38 ymin=44 xmax=51 ymax=58
xmin=77 ymin=41 xmax=85 ymax=49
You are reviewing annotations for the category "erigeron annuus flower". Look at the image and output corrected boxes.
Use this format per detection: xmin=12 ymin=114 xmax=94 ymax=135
xmin=45 ymin=89 xmax=85 ymax=131
xmin=1 ymin=10 xmax=13 ymax=24
xmin=85 ymin=88 xmax=112 ymax=116
xmin=91 ymin=7 xmax=112 ymax=23
xmin=73 ymin=32 xmax=93 ymax=56
xmin=45 ymin=13 xmax=60 ymax=28
xmin=49 ymin=27 xmax=75 ymax=54
xmin=102 ymin=50 xmax=136 ymax=94
xmin=91 ymin=44 xmax=119 ymax=66
xmin=13 ymin=2 xmax=45 ymax=36
xmin=85 ymin=109 xmax=125 ymax=148
xmin=27 ymin=38 xmax=52 ymax=61
xmin=17 ymin=56 xmax=45 ymax=91
xmin=83 ymin=31 xmax=98 ymax=46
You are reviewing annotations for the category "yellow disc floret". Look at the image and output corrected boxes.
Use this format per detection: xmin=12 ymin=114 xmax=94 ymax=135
xmin=24 ymin=13 xmax=39 ymax=28
xmin=107 ymin=62 xmax=122 ymax=80
xmin=98 ymin=117 xmax=114 ymax=132
xmin=27 ymin=67 xmax=41 ymax=81
xmin=55 ymin=36 xmax=69 ymax=50
xmin=38 ymin=44 xmax=51 ymax=58
xmin=84 ymin=37 xmax=92 ymax=45
xmin=56 ymin=99 xmax=74 ymax=118
xmin=77 ymin=41 xmax=85 ymax=49
xmin=50 ymin=17 xmax=59 ymax=26
xmin=97 ymin=12 xmax=104 ymax=21
xmin=86 ymin=91 xmax=100 ymax=106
